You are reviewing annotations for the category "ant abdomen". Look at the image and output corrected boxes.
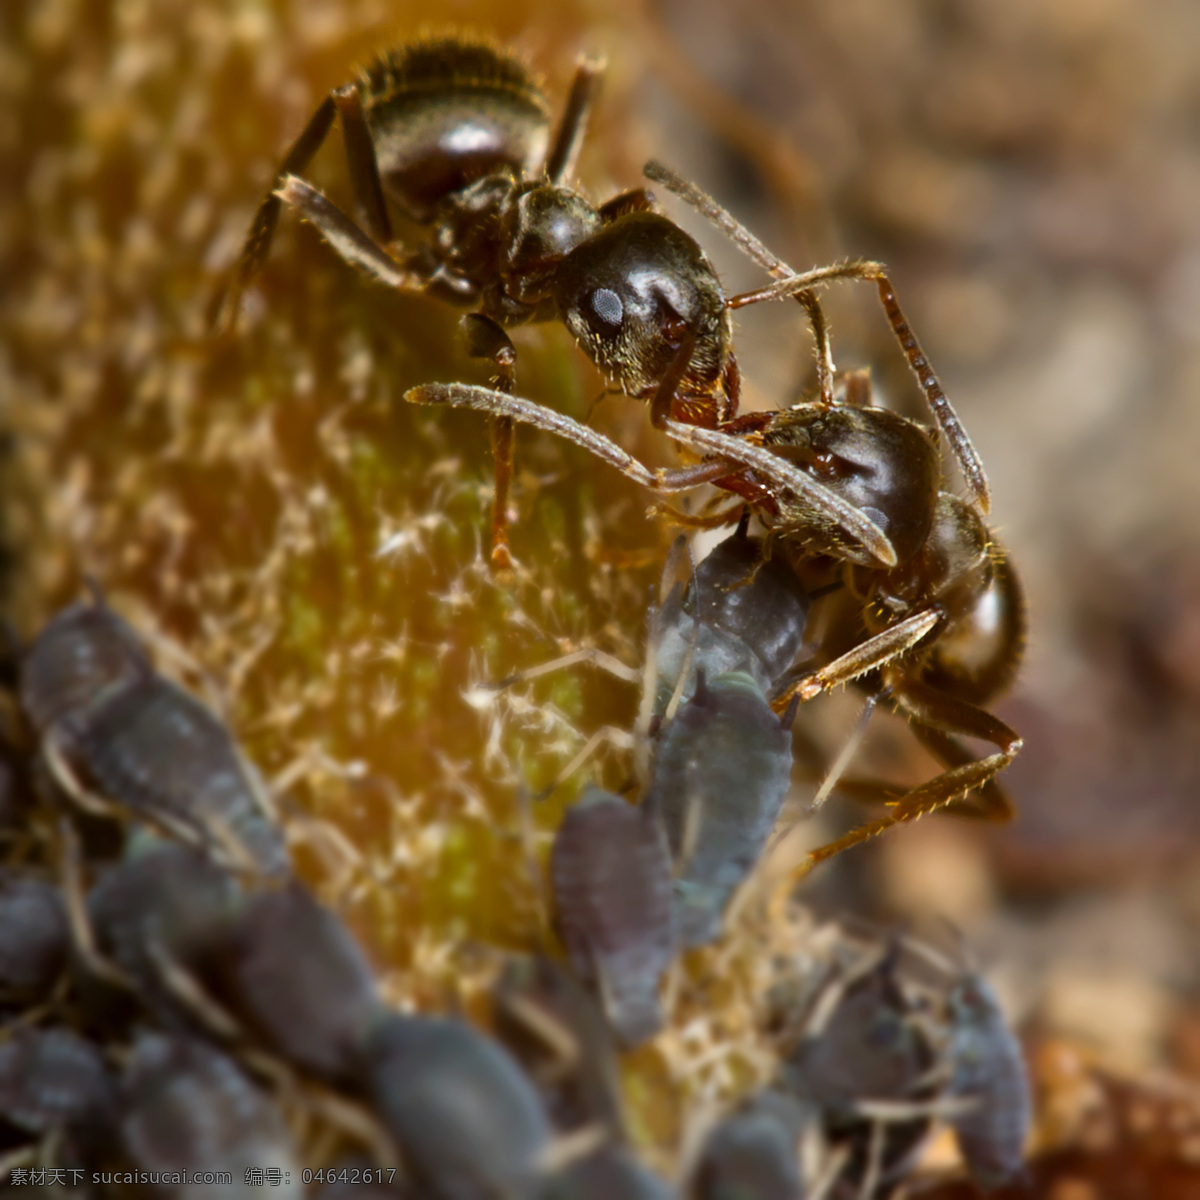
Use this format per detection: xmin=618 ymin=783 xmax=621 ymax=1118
xmin=360 ymin=40 xmax=550 ymax=225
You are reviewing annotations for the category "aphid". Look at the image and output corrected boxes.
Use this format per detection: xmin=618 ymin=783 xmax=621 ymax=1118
xmin=357 ymin=1012 xmax=552 ymax=1200
xmin=780 ymin=949 xmax=938 ymax=1196
xmin=653 ymin=521 xmax=812 ymax=708
xmin=492 ymin=954 xmax=625 ymax=1137
xmin=216 ymin=879 xmax=384 ymax=1082
xmin=690 ymin=1089 xmax=814 ymax=1200
xmin=538 ymin=1144 xmax=676 ymax=1200
xmin=0 ymin=1026 xmax=114 ymax=1139
xmin=0 ymin=871 xmax=68 ymax=998
xmin=644 ymin=671 xmax=793 ymax=947
xmin=115 ymin=1031 xmax=301 ymax=1195
xmin=941 ymin=972 xmax=1031 ymax=1190
xmin=550 ymin=787 xmax=674 ymax=1046
xmin=86 ymin=837 xmax=246 ymax=1032
xmin=20 ymin=598 xmax=288 ymax=876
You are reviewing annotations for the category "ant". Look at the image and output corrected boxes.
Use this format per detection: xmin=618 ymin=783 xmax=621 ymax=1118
xmin=213 ymin=37 xmax=987 ymax=568
xmin=407 ymin=184 xmax=1023 ymax=864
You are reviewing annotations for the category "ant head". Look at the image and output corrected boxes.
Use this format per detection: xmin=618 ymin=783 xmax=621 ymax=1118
xmin=552 ymin=211 xmax=730 ymax=400
xmin=767 ymin=406 xmax=941 ymax=568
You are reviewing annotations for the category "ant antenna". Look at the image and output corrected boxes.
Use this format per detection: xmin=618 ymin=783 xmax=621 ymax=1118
xmin=645 ymin=159 xmax=991 ymax=513
xmin=645 ymin=160 xmax=836 ymax=406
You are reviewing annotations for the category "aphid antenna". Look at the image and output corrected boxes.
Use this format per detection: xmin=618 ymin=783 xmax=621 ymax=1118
xmin=809 ymin=692 xmax=879 ymax=811
xmin=534 ymin=1123 xmax=610 ymax=1176
xmin=806 ymin=1141 xmax=852 ymax=1200
xmin=662 ymin=540 xmax=701 ymax=725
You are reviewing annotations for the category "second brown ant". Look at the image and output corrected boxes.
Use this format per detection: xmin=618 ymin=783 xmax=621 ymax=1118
xmin=405 ymin=175 xmax=1023 ymax=863
xmin=213 ymin=38 xmax=988 ymax=569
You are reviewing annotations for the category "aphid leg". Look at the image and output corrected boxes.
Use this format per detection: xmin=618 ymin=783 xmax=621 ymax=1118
xmin=55 ymin=816 xmax=131 ymax=990
xmin=462 ymin=315 xmax=520 ymax=571
xmin=332 ymin=84 xmax=392 ymax=242
xmin=484 ymin=646 xmax=642 ymax=694
xmin=807 ymin=685 xmax=1022 ymax=864
xmin=210 ymin=94 xmax=338 ymax=331
xmin=534 ymin=725 xmax=637 ymax=802
xmin=544 ymin=54 xmax=606 ymax=185
xmin=274 ymin=176 xmax=420 ymax=291
xmin=858 ymin=1117 xmax=886 ymax=1200
xmin=809 ymin=692 xmax=880 ymax=811
xmin=770 ymin=608 xmax=942 ymax=711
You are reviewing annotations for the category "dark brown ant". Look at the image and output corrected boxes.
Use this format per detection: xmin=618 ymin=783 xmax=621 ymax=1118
xmin=213 ymin=37 xmax=737 ymax=568
xmin=408 ymin=288 xmax=1021 ymax=865
xmin=215 ymin=39 xmax=988 ymax=568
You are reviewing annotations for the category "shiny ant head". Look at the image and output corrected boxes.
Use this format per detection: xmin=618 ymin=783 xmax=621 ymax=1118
xmin=553 ymin=211 xmax=730 ymax=404
xmin=765 ymin=406 xmax=941 ymax=568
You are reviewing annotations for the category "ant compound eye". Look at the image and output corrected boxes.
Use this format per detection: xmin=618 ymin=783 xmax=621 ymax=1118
xmin=588 ymin=287 xmax=624 ymax=329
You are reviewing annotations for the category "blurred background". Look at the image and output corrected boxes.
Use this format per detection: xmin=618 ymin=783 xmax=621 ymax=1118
xmin=4 ymin=0 xmax=1200 ymax=1191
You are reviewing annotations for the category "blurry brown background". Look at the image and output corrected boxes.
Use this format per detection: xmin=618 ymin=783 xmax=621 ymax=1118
xmin=4 ymin=0 xmax=1200 ymax=1187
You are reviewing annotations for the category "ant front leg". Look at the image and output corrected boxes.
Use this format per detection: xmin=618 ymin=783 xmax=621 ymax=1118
xmin=807 ymin=678 xmax=1021 ymax=864
xmin=730 ymin=263 xmax=990 ymax=514
xmin=771 ymin=607 xmax=943 ymax=711
xmin=213 ymin=83 xmax=397 ymax=333
xmin=462 ymin=315 xmax=519 ymax=571
xmin=273 ymin=176 xmax=422 ymax=292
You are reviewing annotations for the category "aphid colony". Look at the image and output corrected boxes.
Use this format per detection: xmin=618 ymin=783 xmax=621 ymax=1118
xmin=1 ymin=595 xmax=1028 ymax=1196
xmin=0 ymin=34 xmax=1033 ymax=1198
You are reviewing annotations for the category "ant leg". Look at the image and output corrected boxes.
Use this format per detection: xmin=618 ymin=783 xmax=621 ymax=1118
xmin=647 ymin=500 xmax=744 ymax=530
xmin=274 ymin=176 xmax=421 ymax=290
xmin=544 ymin=54 xmax=606 ymax=185
xmin=728 ymin=264 xmax=990 ymax=514
xmin=807 ymin=683 xmax=1021 ymax=864
xmin=770 ymin=608 xmax=942 ymax=711
xmin=463 ymin=315 xmax=520 ymax=571
xmin=649 ymin=326 xmax=700 ymax=429
xmin=210 ymin=95 xmax=339 ymax=331
xmin=905 ymin=708 xmax=1016 ymax=823
xmin=332 ymin=84 xmax=392 ymax=243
